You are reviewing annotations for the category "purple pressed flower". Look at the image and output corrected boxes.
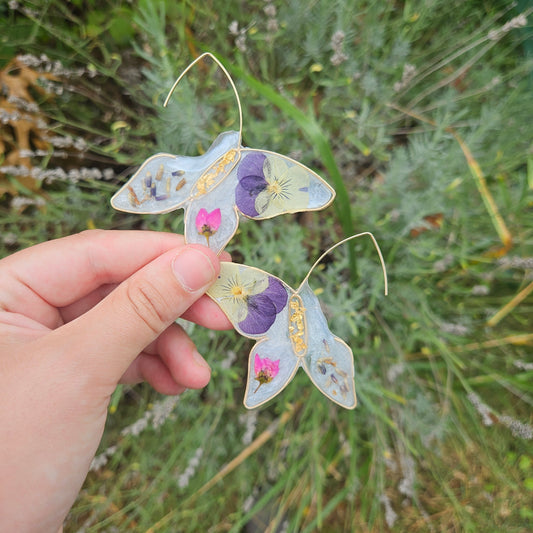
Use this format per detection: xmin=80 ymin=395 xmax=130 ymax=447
xmin=239 ymin=293 xmax=277 ymax=334
xmin=260 ymin=276 xmax=287 ymax=313
xmin=208 ymin=266 xmax=288 ymax=337
xmin=144 ymin=174 xmax=152 ymax=190
xmin=235 ymin=152 xmax=267 ymax=216
xmin=238 ymin=277 xmax=287 ymax=335
xmin=144 ymin=174 xmax=157 ymax=198
xmin=235 ymin=151 xmax=310 ymax=219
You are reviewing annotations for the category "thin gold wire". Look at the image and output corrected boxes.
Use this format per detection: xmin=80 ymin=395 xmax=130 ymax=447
xmin=298 ymin=232 xmax=389 ymax=296
xmin=163 ymin=52 xmax=243 ymax=146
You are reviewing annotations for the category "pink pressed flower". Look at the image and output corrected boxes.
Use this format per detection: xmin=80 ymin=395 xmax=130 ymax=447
xmin=195 ymin=208 xmax=221 ymax=246
xmin=254 ymin=354 xmax=280 ymax=393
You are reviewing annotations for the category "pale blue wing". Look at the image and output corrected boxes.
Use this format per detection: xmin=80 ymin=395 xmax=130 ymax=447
xmin=110 ymin=153 xmax=193 ymax=214
xmin=183 ymin=145 xmax=240 ymax=253
xmin=207 ymin=262 xmax=302 ymax=408
xmin=110 ymin=130 xmax=241 ymax=216
xmin=298 ymin=282 xmax=357 ymax=409
xmin=243 ymin=338 xmax=300 ymax=409
xmin=232 ymin=149 xmax=335 ymax=219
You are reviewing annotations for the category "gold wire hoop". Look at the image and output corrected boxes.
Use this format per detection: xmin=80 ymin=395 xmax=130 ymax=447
xmin=298 ymin=232 xmax=389 ymax=296
xmin=163 ymin=52 xmax=243 ymax=145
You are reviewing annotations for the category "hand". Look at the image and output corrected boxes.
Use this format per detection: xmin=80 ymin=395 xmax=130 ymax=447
xmin=0 ymin=230 xmax=231 ymax=532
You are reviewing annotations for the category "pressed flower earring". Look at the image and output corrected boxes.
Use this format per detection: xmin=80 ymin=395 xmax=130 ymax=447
xmin=207 ymin=233 xmax=389 ymax=409
xmin=111 ymin=52 xmax=335 ymax=254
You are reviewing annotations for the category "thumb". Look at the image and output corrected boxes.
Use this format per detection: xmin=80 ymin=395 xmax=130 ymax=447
xmin=54 ymin=244 xmax=220 ymax=383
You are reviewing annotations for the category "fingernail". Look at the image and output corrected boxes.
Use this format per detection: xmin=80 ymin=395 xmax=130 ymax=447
xmin=192 ymin=350 xmax=211 ymax=370
xmin=172 ymin=248 xmax=216 ymax=292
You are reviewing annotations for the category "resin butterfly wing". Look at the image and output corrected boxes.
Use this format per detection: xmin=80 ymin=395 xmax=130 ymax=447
xmin=111 ymin=131 xmax=240 ymax=215
xmin=111 ymin=52 xmax=336 ymax=253
xmin=233 ymin=149 xmax=335 ymax=220
xmin=207 ymin=262 xmax=292 ymax=339
xmin=111 ymin=131 xmax=242 ymax=253
xmin=207 ymin=262 xmax=357 ymax=409
xmin=296 ymin=282 xmax=357 ymax=408
xmin=111 ymin=141 xmax=335 ymax=253
xmin=182 ymin=147 xmax=334 ymax=252
xmin=207 ymin=262 xmax=301 ymax=408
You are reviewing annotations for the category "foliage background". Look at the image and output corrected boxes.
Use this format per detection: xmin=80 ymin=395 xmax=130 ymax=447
xmin=1 ymin=1 xmax=532 ymax=531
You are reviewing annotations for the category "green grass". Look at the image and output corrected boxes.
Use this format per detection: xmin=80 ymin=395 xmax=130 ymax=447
xmin=1 ymin=1 xmax=533 ymax=531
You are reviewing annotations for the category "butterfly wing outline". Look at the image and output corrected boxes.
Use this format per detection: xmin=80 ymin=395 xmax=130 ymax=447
xmin=111 ymin=50 xmax=335 ymax=253
xmin=297 ymin=282 xmax=356 ymax=409
xmin=111 ymin=131 xmax=239 ymax=214
xmin=111 ymin=131 xmax=243 ymax=253
xmin=111 ymin=136 xmax=335 ymax=254
xmin=232 ymin=149 xmax=335 ymax=220
xmin=184 ymin=148 xmax=335 ymax=253
xmin=207 ymin=262 xmax=301 ymax=408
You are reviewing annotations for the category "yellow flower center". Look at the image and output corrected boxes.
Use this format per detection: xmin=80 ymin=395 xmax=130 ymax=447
xmin=267 ymin=180 xmax=282 ymax=195
xmin=231 ymin=285 xmax=244 ymax=297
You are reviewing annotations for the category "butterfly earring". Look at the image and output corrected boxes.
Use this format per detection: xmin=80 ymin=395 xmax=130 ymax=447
xmin=110 ymin=53 xmax=335 ymax=254
xmin=207 ymin=233 xmax=389 ymax=409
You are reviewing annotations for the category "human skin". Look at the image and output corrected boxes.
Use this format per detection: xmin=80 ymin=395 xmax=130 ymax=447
xmin=0 ymin=230 xmax=231 ymax=532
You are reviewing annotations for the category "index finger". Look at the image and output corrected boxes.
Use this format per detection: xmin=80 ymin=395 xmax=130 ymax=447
xmin=0 ymin=230 xmax=186 ymax=328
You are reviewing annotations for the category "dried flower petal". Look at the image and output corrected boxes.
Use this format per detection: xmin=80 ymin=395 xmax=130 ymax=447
xmin=254 ymin=354 xmax=280 ymax=392
xmin=239 ymin=277 xmax=287 ymax=334
xmin=195 ymin=207 xmax=222 ymax=245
